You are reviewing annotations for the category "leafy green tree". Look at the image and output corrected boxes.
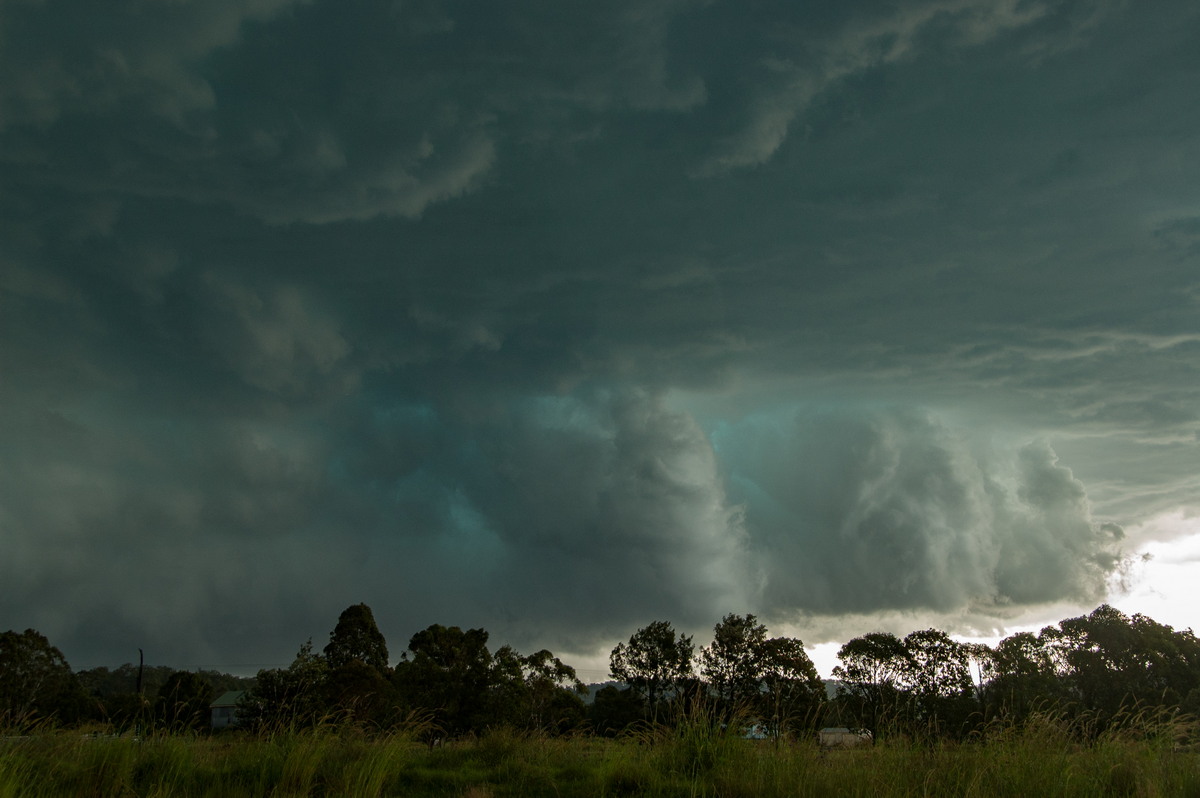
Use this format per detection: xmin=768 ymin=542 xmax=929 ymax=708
xmin=157 ymin=671 xmax=214 ymax=731
xmin=525 ymin=648 xmax=585 ymax=730
xmin=1054 ymin=604 xmax=1200 ymax=724
xmin=394 ymin=624 xmax=494 ymax=736
xmin=609 ymin=620 xmax=694 ymax=721
xmin=485 ymin=645 xmax=527 ymax=726
xmin=1128 ymin=612 xmax=1200 ymax=705
xmin=833 ymin=632 xmax=909 ymax=733
xmin=1184 ymin=686 xmax=1200 ymax=719
xmin=489 ymin=646 xmax=586 ymax=732
xmin=323 ymin=659 xmax=401 ymax=728
xmin=758 ymin=636 xmax=826 ymax=735
xmin=319 ymin=604 xmax=397 ymax=726
xmin=0 ymin=629 xmax=89 ymax=727
xmin=900 ymin=628 xmax=976 ymax=736
xmin=78 ymin=665 xmax=252 ymax=701
xmin=324 ymin=603 xmax=389 ymax=673
xmin=698 ymin=615 xmax=824 ymax=734
xmin=700 ymin=614 xmax=769 ymax=710
xmin=77 ymin=664 xmax=171 ymax=704
xmin=982 ymin=630 xmax=1070 ymax=722
xmin=588 ymin=685 xmax=645 ymax=736
xmin=239 ymin=640 xmax=330 ymax=731
xmin=987 ymin=632 xmax=1054 ymax=680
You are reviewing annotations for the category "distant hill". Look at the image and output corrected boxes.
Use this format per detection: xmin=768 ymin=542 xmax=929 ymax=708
xmin=77 ymin=664 xmax=256 ymax=700
xmin=583 ymin=681 xmax=623 ymax=704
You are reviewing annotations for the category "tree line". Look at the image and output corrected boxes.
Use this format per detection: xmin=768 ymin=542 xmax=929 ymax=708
xmin=4 ymin=604 xmax=1200 ymax=740
xmin=238 ymin=604 xmax=590 ymax=737
xmin=0 ymin=629 xmax=255 ymax=732
xmin=832 ymin=605 xmax=1200 ymax=738
xmin=603 ymin=606 xmax=1200 ymax=740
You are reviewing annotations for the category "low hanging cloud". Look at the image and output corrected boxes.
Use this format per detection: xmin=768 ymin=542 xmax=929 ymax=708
xmin=0 ymin=387 xmax=753 ymax=665
xmin=0 ymin=377 xmax=1135 ymax=668
xmin=713 ymin=406 xmax=1124 ymax=619
xmin=334 ymin=389 xmax=754 ymax=651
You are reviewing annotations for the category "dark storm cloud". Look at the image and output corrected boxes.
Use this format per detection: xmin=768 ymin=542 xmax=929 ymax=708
xmin=0 ymin=385 xmax=748 ymax=664
xmin=691 ymin=0 xmax=1099 ymax=175
xmin=340 ymin=389 xmax=752 ymax=648
xmin=0 ymin=0 xmax=303 ymax=129
xmin=2 ymin=0 xmax=1198 ymax=669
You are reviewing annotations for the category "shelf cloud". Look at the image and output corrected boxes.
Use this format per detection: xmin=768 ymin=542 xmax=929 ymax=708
xmin=1 ymin=0 xmax=1197 ymax=671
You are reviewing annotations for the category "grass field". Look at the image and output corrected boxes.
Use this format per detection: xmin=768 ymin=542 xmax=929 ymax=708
xmin=3 ymin=712 xmax=1198 ymax=797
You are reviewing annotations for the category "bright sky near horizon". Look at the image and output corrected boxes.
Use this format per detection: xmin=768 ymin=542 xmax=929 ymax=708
xmin=2 ymin=0 xmax=1199 ymax=678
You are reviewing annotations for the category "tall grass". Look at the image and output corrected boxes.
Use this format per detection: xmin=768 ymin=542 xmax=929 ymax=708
xmin=3 ymin=706 xmax=1199 ymax=797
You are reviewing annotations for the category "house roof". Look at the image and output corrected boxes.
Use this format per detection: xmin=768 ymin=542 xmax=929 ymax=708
xmin=210 ymin=690 xmax=245 ymax=708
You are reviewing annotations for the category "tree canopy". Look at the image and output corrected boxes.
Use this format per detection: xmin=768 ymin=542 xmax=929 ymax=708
xmin=608 ymin=620 xmax=694 ymax=720
xmin=157 ymin=671 xmax=214 ymax=731
xmin=0 ymin=629 xmax=88 ymax=727
xmin=324 ymin=603 xmax=390 ymax=673
xmin=698 ymin=614 xmax=823 ymax=734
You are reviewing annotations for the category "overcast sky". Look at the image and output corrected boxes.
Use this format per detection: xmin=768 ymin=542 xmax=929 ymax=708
xmin=2 ymin=0 xmax=1199 ymax=678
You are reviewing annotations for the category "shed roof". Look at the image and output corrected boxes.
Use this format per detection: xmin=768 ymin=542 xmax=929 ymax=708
xmin=210 ymin=690 xmax=245 ymax=708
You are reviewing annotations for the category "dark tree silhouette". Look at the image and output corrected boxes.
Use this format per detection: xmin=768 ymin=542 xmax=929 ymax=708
xmin=699 ymin=615 xmax=825 ymax=733
xmin=900 ymin=628 xmax=976 ymax=735
xmin=833 ymin=631 xmax=909 ymax=733
xmin=700 ymin=614 xmax=769 ymax=709
xmin=489 ymin=645 xmax=586 ymax=732
xmin=324 ymin=603 xmax=389 ymax=672
xmin=981 ymin=629 xmax=1070 ymax=722
xmin=758 ymin=635 xmax=825 ymax=735
xmin=1056 ymin=604 xmax=1200 ymax=723
xmin=588 ymin=685 xmax=645 ymax=736
xmin=239 ymin=640 xmax=330 ymax=731
xmin=609 ymin=620 xmax=694 ymax=721
xmin=394 ymin=624 xmax=494 ymax=736
xmin=0 ymin=628 xmax=88 ymax=727
xmin=157 ymin=671 xmax=214 ymax=731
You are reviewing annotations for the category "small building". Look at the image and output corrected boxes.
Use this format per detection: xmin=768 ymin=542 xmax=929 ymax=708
xmin=210 ymin=690 xmax=245 ymax=729
xmin=819 ymin=727 xmax=873 ymax=748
